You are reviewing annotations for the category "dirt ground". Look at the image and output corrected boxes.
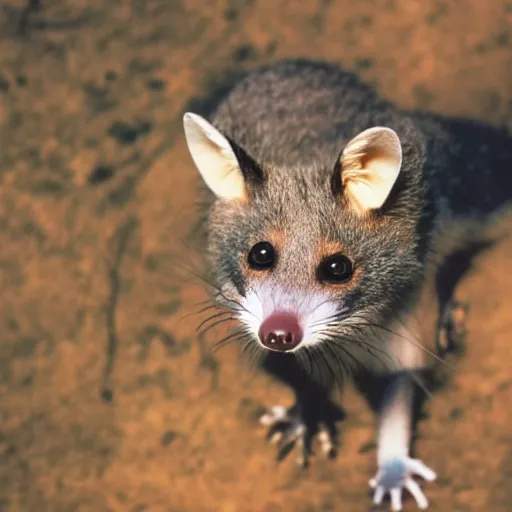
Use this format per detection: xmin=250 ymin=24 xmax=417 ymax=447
xmin=0 ymin=1 xmax=511 ymax=511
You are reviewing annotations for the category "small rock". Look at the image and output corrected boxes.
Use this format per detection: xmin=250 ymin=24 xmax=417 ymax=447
xmin=88 ymin=165 xmax=115 ymax=185
xmin=160 ymin=431 xmax=178 ymax=446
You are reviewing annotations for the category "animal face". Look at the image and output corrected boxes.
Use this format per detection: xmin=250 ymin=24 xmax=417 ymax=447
xmin=184 ymin=113 xmax=423 ymax=357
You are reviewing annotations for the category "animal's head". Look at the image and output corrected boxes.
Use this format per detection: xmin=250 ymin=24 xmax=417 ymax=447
xmin=183 ymin=112 xmax=426 ymax=361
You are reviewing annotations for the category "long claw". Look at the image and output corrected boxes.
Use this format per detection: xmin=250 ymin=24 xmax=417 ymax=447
xmin=276 ymin=439 xmax=296 ymax=462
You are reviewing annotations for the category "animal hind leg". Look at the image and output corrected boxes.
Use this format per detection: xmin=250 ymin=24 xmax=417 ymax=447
xmin=435 ymin=240 xmax=491 ymax=354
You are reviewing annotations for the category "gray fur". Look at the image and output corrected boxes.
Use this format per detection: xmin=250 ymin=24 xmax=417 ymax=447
xmin=200 ymin=60 xmax=511 ymax=333
xmin=185 ymin=58 xmax=512 ymax=509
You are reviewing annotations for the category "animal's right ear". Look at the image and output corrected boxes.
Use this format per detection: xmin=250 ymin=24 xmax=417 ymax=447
xmin=337 ymin=126 xmax=402 ymax=215
xmin=183 ymin=112 xmax=247 ymax=201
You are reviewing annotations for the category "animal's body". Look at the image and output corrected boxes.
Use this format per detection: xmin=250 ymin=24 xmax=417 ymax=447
xmin=182 ymin=59 xmax=512 ymax=510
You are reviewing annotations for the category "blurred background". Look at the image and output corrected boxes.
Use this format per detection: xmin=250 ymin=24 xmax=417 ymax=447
xmin=0 ymin=1 xmax=511 ymax=511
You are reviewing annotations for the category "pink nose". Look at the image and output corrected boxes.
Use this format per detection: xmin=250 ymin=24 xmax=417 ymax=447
xmin=258 ymin=312 xmax=303 ymax=352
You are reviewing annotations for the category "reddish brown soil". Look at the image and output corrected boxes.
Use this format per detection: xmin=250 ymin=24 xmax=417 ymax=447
xmin=0 ymin=1 xmax=511 ymax=511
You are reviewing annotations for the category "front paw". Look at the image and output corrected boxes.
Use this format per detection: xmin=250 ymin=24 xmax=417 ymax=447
xmin=369 ymin=457 xmax=436 ymax=511
xmin=259 ymin=403 xmax=339 ymax=467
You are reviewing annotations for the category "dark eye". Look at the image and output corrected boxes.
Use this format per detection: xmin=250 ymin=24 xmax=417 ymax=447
xmin=248 ymin=241 xmax=276 ymax=270
xmin=317 ymin=253 xmax=353 ymax=284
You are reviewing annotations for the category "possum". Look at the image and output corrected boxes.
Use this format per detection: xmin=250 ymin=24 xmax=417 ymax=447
xmin=181 ymin=59 xmax=512 ymax=511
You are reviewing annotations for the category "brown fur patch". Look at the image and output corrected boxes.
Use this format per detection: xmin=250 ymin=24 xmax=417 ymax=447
xmin=316 ymin=240 xmax=345 ymax=259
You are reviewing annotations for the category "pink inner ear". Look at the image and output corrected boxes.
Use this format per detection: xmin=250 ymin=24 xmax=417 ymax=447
xmin=340 ymin=129 xmax=402 ymax=214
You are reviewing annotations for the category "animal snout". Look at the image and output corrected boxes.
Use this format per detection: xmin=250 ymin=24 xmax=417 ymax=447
xmin=258 ymin=312 xmax=303 ymax=352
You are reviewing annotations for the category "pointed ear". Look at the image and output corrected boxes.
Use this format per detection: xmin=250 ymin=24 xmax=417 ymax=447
xmin=183 ymin=112 xmax=247 ymax=201
xmin=339 ymin=127 xmax=402 ymax=214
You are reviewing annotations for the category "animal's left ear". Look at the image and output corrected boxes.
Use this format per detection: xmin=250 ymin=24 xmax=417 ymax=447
xmin=338 ymin=127 xmax=402 ymax=214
